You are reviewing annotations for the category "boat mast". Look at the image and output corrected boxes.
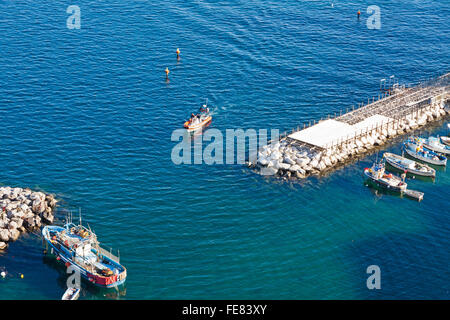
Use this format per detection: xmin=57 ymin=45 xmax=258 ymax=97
xmin=79 ymin=208 xmax=82 ymax=226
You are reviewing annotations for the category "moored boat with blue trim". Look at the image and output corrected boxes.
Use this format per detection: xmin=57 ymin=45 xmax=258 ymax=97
xmin=403 ymin=138 xmax=447 ymax=166
xmin=42 ymin=219 xmax=126 ymax=288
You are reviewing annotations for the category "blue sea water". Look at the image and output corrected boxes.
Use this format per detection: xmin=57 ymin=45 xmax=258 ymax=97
xmin=0 ymin=0 xmax=449 ymax=299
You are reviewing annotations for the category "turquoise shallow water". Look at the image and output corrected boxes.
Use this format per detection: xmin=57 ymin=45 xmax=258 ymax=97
xmin=0 ymin=0 xmax=449 ymax=299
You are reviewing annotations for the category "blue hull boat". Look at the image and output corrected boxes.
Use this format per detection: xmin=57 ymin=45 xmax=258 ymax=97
xmin=403 ymin=138 xmax=447 ymax=166
xmin=417 ymin=136 xmax=450 ymax=155
xmin=42 ymin=222 xmax=127 ymax=288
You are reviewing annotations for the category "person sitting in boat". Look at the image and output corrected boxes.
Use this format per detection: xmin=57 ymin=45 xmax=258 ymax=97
xmin=189 ymin=113 xmax=197 ymax=125
xmin=199 ymin=105 xmax=209 ymax=114
xmin=190 ymin=114 xmax=198 ymax=125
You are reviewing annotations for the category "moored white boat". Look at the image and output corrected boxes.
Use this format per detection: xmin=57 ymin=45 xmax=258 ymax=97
xmin=414 ymin=136 xmax=450 ymax=155
xmin=364 ymin=161 xmax=407 ymax=193
xmin=383 ymin=152 xmax=435 ymax=177
xmin=403 ymin=139 xmax=447 ymax=166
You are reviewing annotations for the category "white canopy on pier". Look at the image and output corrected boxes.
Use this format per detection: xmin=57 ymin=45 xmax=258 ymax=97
xmin=288 ymin=115 xmax=393 ymax=148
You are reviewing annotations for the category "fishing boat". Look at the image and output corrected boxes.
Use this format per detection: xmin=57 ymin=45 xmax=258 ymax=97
xmin=184 ymin=100 xmax=212 ymax=133
xmin=383 ymin=152 xmax=435 ymax=177
xmin=403 ymin=139 xmax=447 ymax=166
xmin=62 ymin=287 xmax=80 ymax=300
xmin=364 ymin=161 xmax=407 ymax=193
xmin=42 ymin=213 xmax=127 ymax=288
xmin=419 ymin=136 xmax=450 ymax=155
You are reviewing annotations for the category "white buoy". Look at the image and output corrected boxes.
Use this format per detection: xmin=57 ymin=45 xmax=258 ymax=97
xmin=1 ymin=271 xmax=6 ymax=278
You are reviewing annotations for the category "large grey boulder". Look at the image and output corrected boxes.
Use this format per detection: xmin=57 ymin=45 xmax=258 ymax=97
xmin=260 ymin=167 xmax=278 ymax=176
xmin=0 ymin=229 xmax=10 ymax=242
xmin=278 ymin=163 xmax=291 ymax=170
xmin=32 ymin=199 xmax=46 ymax=214
xmin=8 ymin=221 xmax=18 ymax=230
xmin=23 ymin=217 xmax=36 ymax=230
xmin=9 ymin=229 xmax=20 ymax=241
xmin=11 ymin=218 xmax=23 ymax=228
xmin=41 ymin=207 xmax=54 ymax=224
xmin=45 ymin=194 xmax=57 ymax=208
xmin=283 ymin=157 xmax=295 ymax=165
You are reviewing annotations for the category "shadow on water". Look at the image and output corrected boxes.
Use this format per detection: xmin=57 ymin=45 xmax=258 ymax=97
xmin=344 ymin=231 xmax=450 ymax=299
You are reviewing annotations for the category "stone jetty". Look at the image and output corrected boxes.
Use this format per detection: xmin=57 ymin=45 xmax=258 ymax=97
xmin=0 ymin=187 xmax=57 ymax=250
xmin=252 ymin=73 xmax=450 ymax=179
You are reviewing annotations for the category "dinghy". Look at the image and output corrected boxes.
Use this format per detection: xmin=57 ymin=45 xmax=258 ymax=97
xmin=62 ymin=287 xmax=80 ymax=300
xmin=383 ymin=152 xmax=435 ymax=177
xmin=364 ymin=161 xmax=407 ymax=193
xmin=403 ymin=139 xmax=447 ymax=166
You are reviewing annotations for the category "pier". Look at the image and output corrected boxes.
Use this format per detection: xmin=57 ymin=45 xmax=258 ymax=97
xmin=255 ymin=73 xmax=450 ymax=178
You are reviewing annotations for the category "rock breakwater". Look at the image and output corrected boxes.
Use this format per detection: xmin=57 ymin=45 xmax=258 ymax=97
xmin=0 ymin=187 xmax=57 ymax=250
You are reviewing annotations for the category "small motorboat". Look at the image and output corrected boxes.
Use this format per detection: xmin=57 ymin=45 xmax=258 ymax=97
xmin=184 ymin=100 xmax=212 ymax=133
xmin=403 ymin=139 xmax=447 ymax=166
xmin=62 ymin=287 xmax=80 ymax=300
xmin=416 ymin=136 xmax=450 ymax=155
xmin=364 ymin=161 xmax=407 ymax=193
xmin=383 ymin=152 xmax=435 ymax=177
